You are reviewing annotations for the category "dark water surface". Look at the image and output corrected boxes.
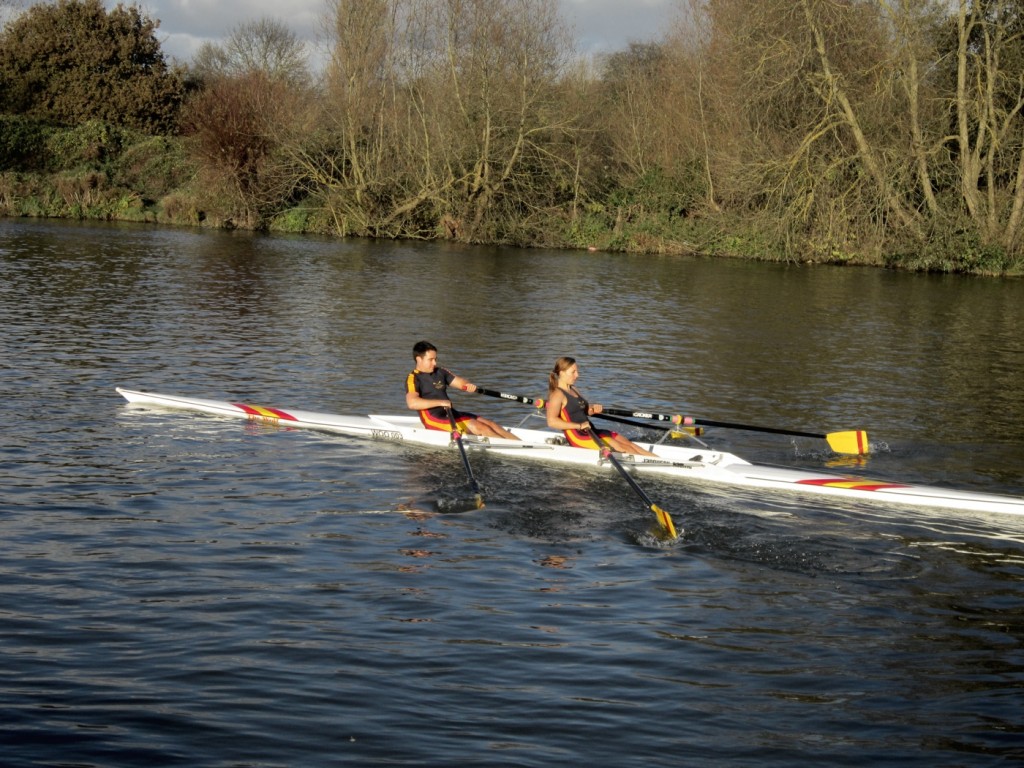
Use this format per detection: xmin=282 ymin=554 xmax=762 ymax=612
xmin=2 ymin=218 xmax=1023 ymax=766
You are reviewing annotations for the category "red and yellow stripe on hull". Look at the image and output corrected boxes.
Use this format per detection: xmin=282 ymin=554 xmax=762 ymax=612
xmin=419 ymin=409 xmax=473 ymax=433
xmin=233 ymin=402 xmax=299 ymax=423
xmin=796 ymin=478 xmax=909 ymax=492
xmin=564 ymin=427 xmax=618 ymax=450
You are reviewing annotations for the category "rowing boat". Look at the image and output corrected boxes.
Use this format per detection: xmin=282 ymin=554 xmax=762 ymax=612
xmin=115 ymin=387 xmax=1024 ymax=516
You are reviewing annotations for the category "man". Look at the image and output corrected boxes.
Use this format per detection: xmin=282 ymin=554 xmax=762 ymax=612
xmin=405 ymin=341 xmax=519 ymax=440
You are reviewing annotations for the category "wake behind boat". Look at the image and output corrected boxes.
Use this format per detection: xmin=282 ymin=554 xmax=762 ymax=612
xmin=115 ymin=388 xmax=1024 ymax=517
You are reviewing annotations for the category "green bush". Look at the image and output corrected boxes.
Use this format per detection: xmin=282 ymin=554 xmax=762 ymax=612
xmin=0 ymin=115 xmax=55 ymax=171
xmin=885 ymin=228 xmax=1018 ymax=274
xmin=108 ymin=135 xmax=194 ymax=202
xmin=0 ymin=0 xmax=184 ymax=132
xmin=44 ymin=120 xmax=129 ymax=170
xmin=270 ymin=206 xmax=316 ymax=233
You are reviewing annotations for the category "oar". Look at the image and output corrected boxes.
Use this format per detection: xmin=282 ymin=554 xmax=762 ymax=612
xmin=446 ymin=408 xmax=484 ymax=510
xmin=473 ymin=387 xmax=863 ymax=454
xmin=600 ymin=407 xmax=869 ymax=456
xmin=475 ymin=386 xmax=676 ymax=535
xmin=585 ymin=419 xmax=678 ymax=539
xmin=472 ymin=386 xmax=545 ymax=408
xmin=594 ymin=411 xmax=705 ymax=440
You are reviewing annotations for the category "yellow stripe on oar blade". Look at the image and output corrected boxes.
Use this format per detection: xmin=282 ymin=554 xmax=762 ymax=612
xmin=651 ymin=504 xmax=677 ymax=538
xmin=826 ymin=430 xmax=870 ymax=455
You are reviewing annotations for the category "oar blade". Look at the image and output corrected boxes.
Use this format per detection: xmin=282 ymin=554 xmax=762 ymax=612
xmin=650 ymin=503 xmax=677 ymax=539
xmin=826 ymin=430 xmax=870 ymax=455
xmin=436 ymin=491 xmax=485 ymax=513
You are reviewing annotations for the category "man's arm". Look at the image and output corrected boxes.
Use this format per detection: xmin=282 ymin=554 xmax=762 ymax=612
xmin=406 ymin=390 xmax=450 ymax=411
xmin=450 ymin=374 xmax=477 ymax=393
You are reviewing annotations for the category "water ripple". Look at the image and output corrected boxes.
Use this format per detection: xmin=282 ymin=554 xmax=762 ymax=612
xmin=1 ymin=220 xmax=1023 ymax=767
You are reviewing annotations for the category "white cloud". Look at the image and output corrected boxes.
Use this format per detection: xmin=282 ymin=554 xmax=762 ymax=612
xmin=130 ymin=0 xmax=325 ymax=62
xmin=107 ymin=0 xmax=676 ymax=64
xmin=560 ymin=0 xmax=675 ymax=54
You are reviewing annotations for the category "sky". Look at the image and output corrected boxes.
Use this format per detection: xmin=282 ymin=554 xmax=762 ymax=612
xmin=115 ymin=0 xmax=679 ymax=66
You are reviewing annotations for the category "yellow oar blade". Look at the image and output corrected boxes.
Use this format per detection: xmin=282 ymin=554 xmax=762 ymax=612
xmin=651 ymin=504 xmax=677 ymax=539
xmin=826 ymin=430 xmax=870 ymax=455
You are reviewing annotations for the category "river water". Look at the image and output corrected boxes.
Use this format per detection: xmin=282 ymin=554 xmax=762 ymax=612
xmin=2 ymin=218 xmax=1023 ymax=766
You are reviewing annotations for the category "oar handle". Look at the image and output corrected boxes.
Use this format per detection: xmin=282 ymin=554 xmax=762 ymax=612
xmin=473 ymin=386 xmax=545 ymax=408
xmin=601 ymin=406 xmax=693 ymax=424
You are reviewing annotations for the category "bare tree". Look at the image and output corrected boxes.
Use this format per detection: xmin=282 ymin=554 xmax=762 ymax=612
xmin=182 ymin=17 xmax=313 ymax=228
xmin=598 ymin=43 xmax=671 ymax=179
xmin=678 ymin=0 xmax=929 ymax=259
xmin=429 ymin=0 xmax=575 ymax=239
xmin=191 ymin=17 xmax=309 ymax=86
xmin=299 ymin=0 xmax=577 ymax=242
xmin=875 ymin=0 xmax=946 ymax=219
xmin=952 ymin=0 xmax=1024 ymax=249
xmin=800 ymin=0 xmax=921 ymax=233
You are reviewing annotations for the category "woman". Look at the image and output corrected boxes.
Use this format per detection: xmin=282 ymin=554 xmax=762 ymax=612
xmin=545 ymin=357 xmax=657 ymax=456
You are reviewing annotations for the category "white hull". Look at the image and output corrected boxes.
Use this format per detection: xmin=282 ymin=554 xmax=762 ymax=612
xmin=116 ymin=388 xmax=1024 ymax=516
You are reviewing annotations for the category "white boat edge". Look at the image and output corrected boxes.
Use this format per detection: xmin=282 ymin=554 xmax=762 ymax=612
xmin=115 ymin=387 xmax=1024 ymax=517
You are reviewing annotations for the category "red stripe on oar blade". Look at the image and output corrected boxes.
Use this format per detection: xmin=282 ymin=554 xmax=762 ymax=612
xmin=233 ymin=403 xmax=298 ymax=421
xmin=797 ymin=478 xmax=908 ymax=492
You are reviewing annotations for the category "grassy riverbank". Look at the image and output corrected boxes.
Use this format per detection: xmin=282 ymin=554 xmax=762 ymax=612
xmin=7 ymin=1 xmax=1024 ymax=277
xmin=1 ymin=119 xmax=1021 ymax=277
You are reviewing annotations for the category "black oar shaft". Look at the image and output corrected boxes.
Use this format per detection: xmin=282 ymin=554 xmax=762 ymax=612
xmin=478 ymin=385 xmax=669 ymax=532
xmin=690 ymin=418 xmax=824 ymax=439
xmin=601 ymin=445 xmax=656 ymax=507
xmin=447 ymin=408 xmax=484 ymax=505
xmin=473 ymin=386 xmax=544 ymax=407
xmin=480 ymin=388 xmax=823 ymax=439
xmin=596 ymin=412 xmax=670 ymax=431
xmin=601 ymin=406 xmax=826 ymax=439
xmin=477 ymin=387 xmax=866 ymax=455
xmin=586 ymin=421 xmax=677 ymax=538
